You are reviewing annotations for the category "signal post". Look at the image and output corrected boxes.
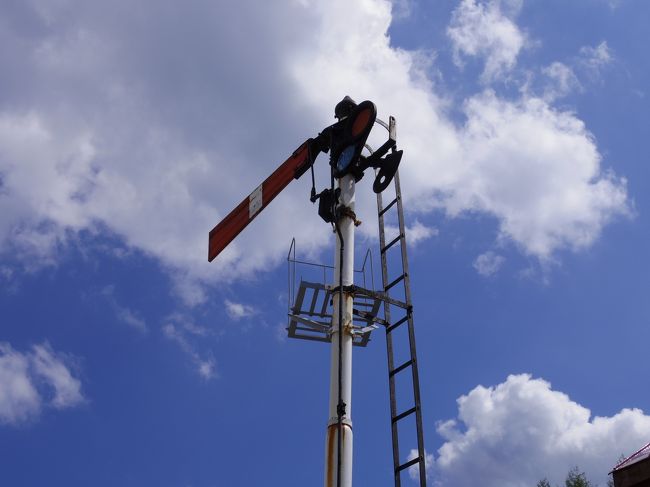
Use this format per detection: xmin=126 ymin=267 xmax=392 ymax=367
xmin=208 ymin=97 xmax=407 ymax=487
xmin=326 ymin=173 xmax=356 ymax=487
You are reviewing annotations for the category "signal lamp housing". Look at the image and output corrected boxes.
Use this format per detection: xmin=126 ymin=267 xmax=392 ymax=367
xmin=330 ymin=100 xmax=377 ymax=178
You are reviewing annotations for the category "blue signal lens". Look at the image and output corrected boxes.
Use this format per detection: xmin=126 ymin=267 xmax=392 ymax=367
xmin=337 ymin=145 xmax=356 ymax=173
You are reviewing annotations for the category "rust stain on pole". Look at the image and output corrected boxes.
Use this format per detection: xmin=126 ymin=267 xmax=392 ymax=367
xmin=325 ymin=422 xmax=352 ymax=487
xmin=326 ymin=423 xmax=336 ymax=486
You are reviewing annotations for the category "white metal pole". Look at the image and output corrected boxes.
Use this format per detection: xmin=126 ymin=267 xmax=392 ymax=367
xmin=325 ymin=173 xmax=355 ymax=487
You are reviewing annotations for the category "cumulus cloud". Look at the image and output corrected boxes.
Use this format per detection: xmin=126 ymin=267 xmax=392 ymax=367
xmin=473 ymin=251 xmax=505 ymax=276
xmin=433 ymin=374 xmax=650 ymax=487
xmin=0 ymin=112 xmax=95 ymax=267
xmin=453 ymin=91 xmax=629 ymax=259
xmin=0 ymin=342 xmax=84 ymax=425
xmin=447 ymin=0 xmax=526 ymax=82
xmin=0 ymin=0 xmax=328 ymax=305
xmin=0 ymin=0 xmax=630 ymax=302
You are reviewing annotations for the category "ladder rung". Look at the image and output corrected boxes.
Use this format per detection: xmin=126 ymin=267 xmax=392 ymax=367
xmin=386 ymin=314 xmax=409 ymax=333
xmin=392 ymin=406 xmax=417 ymax=423
xmin=396 ymin=456 xmax=421 ymax=472
xmin=379 ymin=197 xmax=398 ymax=217
xmin=389 ymin=359 xmax=413 ymax=377
xmin=381 ymin=234 xmax=402 ymax=254
xmin=385 ymin=273 xmax=407 ymax=292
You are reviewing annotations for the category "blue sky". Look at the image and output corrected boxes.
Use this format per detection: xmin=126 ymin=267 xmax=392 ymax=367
xmin=1 ymin=1 xmax=649 ymax=486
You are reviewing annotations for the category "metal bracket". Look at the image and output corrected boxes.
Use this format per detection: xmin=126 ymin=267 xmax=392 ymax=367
xmin=328 ymin=284 xmax=411 ymax=311
xmin=287 ymin=281 xmax=384 ymax=347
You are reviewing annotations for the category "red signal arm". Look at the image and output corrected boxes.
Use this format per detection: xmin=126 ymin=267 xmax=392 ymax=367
xmin=208 ymin=140 xmax=315 ymax=262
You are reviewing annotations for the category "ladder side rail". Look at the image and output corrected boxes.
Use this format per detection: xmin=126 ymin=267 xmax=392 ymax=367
xmin=377 ymin=188 xmax=402 ymax=487
xmin=393 ymin=170 xmax=427 ymax=486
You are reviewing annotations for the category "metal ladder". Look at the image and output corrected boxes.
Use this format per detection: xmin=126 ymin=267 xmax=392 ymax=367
xmin=376 ymin=169 xmax=427 ymax=486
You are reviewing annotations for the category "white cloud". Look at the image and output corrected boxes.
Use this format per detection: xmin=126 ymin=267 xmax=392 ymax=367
xmin=433 ymin=374 xmax=650 ymax=487
xmin=447 ymin=0 xmax=526 ymax=82
xmin=473 ymin=251 xmax=505 ymax=276
xmin=579 ymin=41 xmax=614 ymax=80
xmin=408 ymin=448 xmax=434 ymax=482
xmin=163 ymin=320 xmax=216 ymax=380
xmin=542 ymin=62 xmax=582 ymax=101
xmin=0 ymin=1 xmax=329 ymax=305
xmin=169 ymin=312 xmax=210 ymax=337
xmin=580 ymin=41 xmax=613 ymax=70
xmin=535 ymin=43 xmax=611 ymax=102
xmin=0 ymin=343 xmax=41 ymax=424
xmin=0 ymin=265 xmax=14 ymax=283
xmin=196 ymin=361 xmax=216 ymax=380
xmin=391 ymin=0 xmax=414 ymax=19
xmin=0 ymin=342 xmax=84 ymax=425
xmin=604 ymin=0 xmax=623 ymax=9
xmin=268 ymin=0 xmax=630 ymax=263
xmin=453 ymin=91 xmax=630 ymax=259
xmin=115 ymin=307 xmax=147 ymax=333
xmin=383 ymin=220 xmax=438 ymax=248
xmin=30 ymin=343 xmax=84 ymax=409
xmin=224 ymin=299 xmax=257 ymax=321
xmin=274 ymin=322 xmax=288 ymax=343
xmin=101 ymin=285 xmax=148 ymax=333
xmin=0 ymin=112 xmax=95 ymax=269
xmin=408 ymin=221 xmax=439 ymax=246
xmin=0 ymin=0 xmax=630 ymax=301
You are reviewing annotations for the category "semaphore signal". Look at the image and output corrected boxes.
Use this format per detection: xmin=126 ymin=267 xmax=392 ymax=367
xmin=208 ymin=97 xmax=427 ymax=487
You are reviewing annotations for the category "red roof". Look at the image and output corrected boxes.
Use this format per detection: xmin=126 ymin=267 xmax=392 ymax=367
xmin=612 ymin=442 xmax=650 ymax=472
